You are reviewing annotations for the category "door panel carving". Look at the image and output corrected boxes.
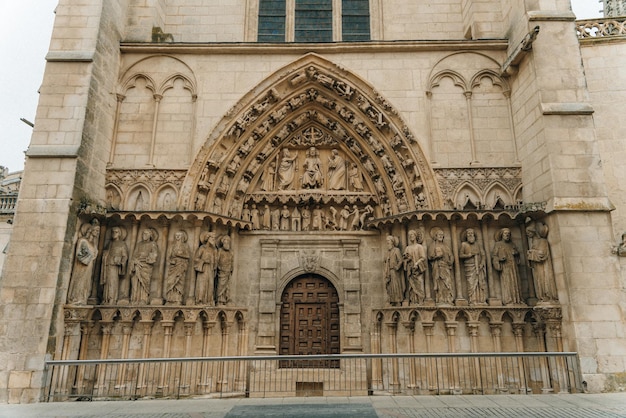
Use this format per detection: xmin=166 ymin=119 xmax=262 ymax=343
xmin=280 ymin=275 xmax=340 ymax=367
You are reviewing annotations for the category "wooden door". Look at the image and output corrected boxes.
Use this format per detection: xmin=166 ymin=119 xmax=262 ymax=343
xmin=280 ymin=275 xmax=340 ymax=367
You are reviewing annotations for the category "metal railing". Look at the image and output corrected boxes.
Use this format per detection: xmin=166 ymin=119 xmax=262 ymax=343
xmin=42 ymin=352 xmax=583 ymax=402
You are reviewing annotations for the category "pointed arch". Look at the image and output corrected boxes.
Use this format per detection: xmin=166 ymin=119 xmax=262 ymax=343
xmin=181 ymin=53 xmax=442 ymax=218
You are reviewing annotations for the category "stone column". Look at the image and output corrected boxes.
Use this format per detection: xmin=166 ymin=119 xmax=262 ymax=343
xmin=385 ymin=320 xmax=400 ymax=393
xmin=451 ymin=221 xmax=467 ymax=305
xmin=115 ymin=322 xmax=133 ymax=389
xmin=153 ymin=220 xmax=170 ymax=305
xmin=96 ymin=323 xmax=114 ymax=395
xmin=200 ymin=321 xmax=216 ymax=392
xmin=74 ymin=323 xmax=91 ymax=394
xmin=468 ymin=322 xmax=481 ymax=393
xmin=157 ymin=321 xmax=174 ymax=394
xmin=422 ymin=321 xmax=435 ymax=391
xmin=512 ymin=323 xmax=527 ymax=393
xmin=532 ymin=323 xmax=552 ymax=393
xmin=518 ymin=223 xmax=537 ymax=304
xmin=445 ymin=321 xmax=459 ymax=393
xmin=119 ymin=220 xmax=139 ymax=305
xmin=482 ymin=221 xmax=500 ymax=305
xmin=136 ymin=320 xmax=153 ymax=395
xmin=148 ymin=94 xmax=163 ymax=167
xmin=490 ymin=322 xmax=505 ymax=392
xmin=107 ymin=93 xmax=125 ymax=166
xmin=464 ymin=91 xmax=479 ymax=165
xmin=217 ymin=320 xmax=232 ymax=392
xmin=402 ymin=320 xmax=418 ymax=390
xmin=370 ymin=316 xmax=383 ymax=391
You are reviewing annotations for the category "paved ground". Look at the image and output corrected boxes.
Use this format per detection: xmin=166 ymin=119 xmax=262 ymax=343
xmin=1 ymin=393 xmax=625 ymax=418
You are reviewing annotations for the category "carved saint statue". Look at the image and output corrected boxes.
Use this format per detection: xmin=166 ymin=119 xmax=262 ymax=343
xmin=100 ymin=226 xmax=128 ymax=305
xmin=526 ymin=222 xmax=557 ymax=303
xmin=261 ymin=161 xmax=276 ymax=191
xmin=428 ymin=227 xmax=454 ymax=305
xmin=384 ymin=235 xmax=404 ymax=306
xmin=67 ymin=220 xmax=100 ymax=305
xmin=327 ymin=149 xmax=346 ymax=190
xmin=278 ymin=148 xmax=297 ymax=190
xmin=348 ymin=163 xmax=364 ymax=192
xmin=459 ymin=228 xmax=487 ymax=305
xmin=130 ymin=228 xmax=159 ymax=304
xmin=194 ymin=231 xmax=217 ymax=306
xmin=165 ymin=230 xmax=190 ymax=305
xmin=216 ymin=235 xmax=233 ymax=305
xmin=403 ymin=229 xmax=427 ymax=305
xmin=492 ymin=228 xmax=522 ymax=305
xmin=301 ymin=146 xmax=323 ymax=189
xmin=250 ymin=204 xmax=260 ymax=230
xmin=280 ymin=205 xmax=291 ymax=230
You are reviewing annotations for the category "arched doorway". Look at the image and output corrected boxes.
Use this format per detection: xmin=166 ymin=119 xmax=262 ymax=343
xmin=279 ymin=275 xmax=340 ymax=365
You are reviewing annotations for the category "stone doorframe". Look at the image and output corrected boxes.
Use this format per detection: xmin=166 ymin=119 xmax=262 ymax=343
xmin=255 ymin=237 xmax=364 ymax=354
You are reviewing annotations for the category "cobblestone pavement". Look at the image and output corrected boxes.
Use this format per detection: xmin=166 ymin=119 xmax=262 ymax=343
xmin=1 ymin=394 xmax=625 ymax=418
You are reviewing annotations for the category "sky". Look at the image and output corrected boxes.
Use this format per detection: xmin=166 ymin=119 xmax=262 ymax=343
xmin=0 ymin=0 xmax=604 ymax=173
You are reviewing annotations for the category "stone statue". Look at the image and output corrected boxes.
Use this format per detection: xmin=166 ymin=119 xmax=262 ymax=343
xmin=241 ymin=204 xmax=251 ymax=222
xmin=278 ymin=148 xmax=297 ymax=190
xmin=459 ymin=228 xmax=487 ymax=305
xmin=301 ymin=146 xmax=323 ymax=189
xmin=67 ymin=220 xmax=100 ymax=305
xmin=100 ymin=226 xmax=128 ymax=305
xmin=403 ymin=229 xmax=426 ymax=305
xmin=271 ymin=207 xmax=280 ymax=230
xmin=216 ymin=235 xmax=233 ymax=305
xmin=428 ymin=227 xmax=454 ymax=305
xmin=312 ymin=205 xmax=323 ymax=231
xmin=130 ymin=228 xmax=159 ymax=304
xmin=280 ymin=205 xmax=291 ymax=230
xmin=165 ymin=230 xmax=190 ymax=305
xmin=526 ymin=222 xmax=557 ymax=303
xmin=327 ymin=149 xmax=346 ymax=190
xmin=348 ymin=163 xmax=364 ymax=192
xmin=492 ymin=228 xmax=522 ymax=305
xmin=262 ymin=204 xmax=271 ymax=230
xmin=250 ymin=204 xmax=260 ymax=230
xmin=261 ymin=161 xmax=276 ymax=191
xmin=349 ymin=206 xmax=360 ymax=231
xmin=339 ymin=206 xmax=351 ymax=231
xmin=301 ymin=206 xmax=311 ymax=231
xmin=612 ymin=232 xmax=626 ymax=256
xmin=194 ymin=231 xmax=217 ymax=306
xmin=384 ymin=235 xmax=404 ymax=306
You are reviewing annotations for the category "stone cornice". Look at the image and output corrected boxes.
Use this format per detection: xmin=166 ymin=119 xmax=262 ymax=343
xmin=120 ymin=39 xmax=509 ymax=55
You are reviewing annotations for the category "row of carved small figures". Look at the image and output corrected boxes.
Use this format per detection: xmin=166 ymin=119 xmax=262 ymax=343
xmin=66 ymin=219 xmax=234 ymax=309
xmin=384 ymin=222 xmax=558 ymax=308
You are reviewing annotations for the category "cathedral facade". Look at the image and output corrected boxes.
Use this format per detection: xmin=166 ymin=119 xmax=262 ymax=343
xmin=1 ymin=0 xmax=626 ymax=403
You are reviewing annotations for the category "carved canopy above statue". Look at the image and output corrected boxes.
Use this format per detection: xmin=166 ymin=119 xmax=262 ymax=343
xmin=181 ymin=54 xmax=443 ymax=220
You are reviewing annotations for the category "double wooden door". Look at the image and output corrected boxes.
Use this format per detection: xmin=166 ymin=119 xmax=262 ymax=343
xmin=280 ymin=275 xmax=340 ymax=366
